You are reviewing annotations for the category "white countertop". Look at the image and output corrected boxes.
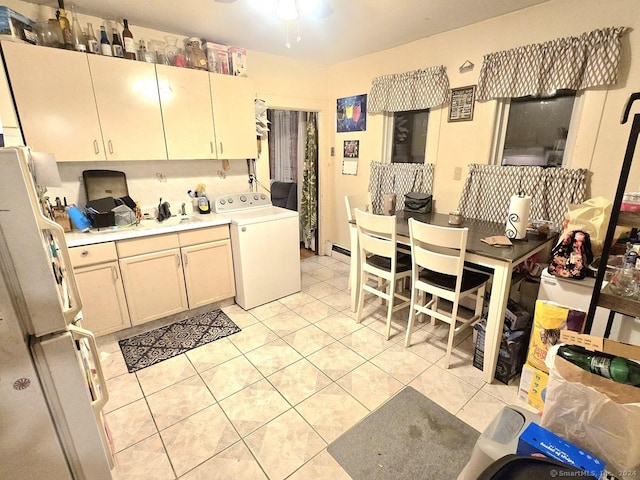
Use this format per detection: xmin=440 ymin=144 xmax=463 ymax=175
xmin=65 ymin=214 xmax=231 ymax=247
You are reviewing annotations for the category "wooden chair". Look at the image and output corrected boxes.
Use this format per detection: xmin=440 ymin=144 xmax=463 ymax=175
xmin=404 ymin=218 xmax=489 ymax=368
xmin=345 ymin=194 xmax=371 ymax=311
xmin=355 ymin=208 xmax=412 ymax=339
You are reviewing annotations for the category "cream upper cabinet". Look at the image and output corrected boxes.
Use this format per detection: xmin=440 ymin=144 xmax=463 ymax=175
xmin=156 ymin=65 xmax=217 ymax=160
xmin=88 ymin=55 xmax=167 ymax=161
xmin=1 ymin=41 xmax=105 ymax=161
xmin=209 ymin=74 xmax=257 ymax=159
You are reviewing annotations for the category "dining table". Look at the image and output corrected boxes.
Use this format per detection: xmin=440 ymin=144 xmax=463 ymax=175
xmin=348 ymin=210 xmax=558 ymax=384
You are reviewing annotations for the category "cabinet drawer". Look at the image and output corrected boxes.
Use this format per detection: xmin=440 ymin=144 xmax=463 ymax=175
xmin=69 ymin=242 xmax=118 ymax=267
xmin=179 ymin=225 xmax=229 ymax=247
xmin=117 ymin=233 xmax=179 ymax=258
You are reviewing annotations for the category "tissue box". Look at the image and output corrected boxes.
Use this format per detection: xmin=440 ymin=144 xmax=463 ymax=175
xmin=202 ymin=41 xmax=230 ymax=74
xmin=228 ymin=46 xmax=247 ymax=77
xmin=0 ymin=7 xmax=37 ymax=44
xmin=517 ymin=423 xmax=605 ymax=478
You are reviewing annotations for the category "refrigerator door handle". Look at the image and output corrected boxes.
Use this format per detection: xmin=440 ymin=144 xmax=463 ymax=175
xmin=68 ymin=324 xmax=110 ymax=412
xmin=37 ymin=214 xmax=83 ymax=324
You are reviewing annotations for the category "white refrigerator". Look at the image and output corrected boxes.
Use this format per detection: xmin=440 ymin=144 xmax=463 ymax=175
xmin=0 ymin=147 xmax=114 ymax=480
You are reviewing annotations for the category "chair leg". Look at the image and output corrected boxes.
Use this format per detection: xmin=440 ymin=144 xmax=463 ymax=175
xmin=356 ymin=271 xmax=368 ymax=324
xmin=405 ymin=286 xmax=418 ymax=347
xmin=385 ymin=276 xmax=396 ymax=340
xmin=431 ymin=296 xmax=439 ymax=326
xmin=444 ymin=302 xmax=460 ymax=369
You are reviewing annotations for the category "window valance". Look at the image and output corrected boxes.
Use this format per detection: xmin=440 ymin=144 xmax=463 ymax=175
xmin=368 ymin=66 xmax=450 ymax=113
xmin=476 ymin=27 xmax=628 ymax=101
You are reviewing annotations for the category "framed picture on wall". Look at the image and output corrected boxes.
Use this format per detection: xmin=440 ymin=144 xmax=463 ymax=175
xmin=344 ymin=140 xmax=359 ymax=158
xmin=337 ymin=94 xmax=367 ymax=132
xmin=448 ymin=85 xmax=476 ymax=122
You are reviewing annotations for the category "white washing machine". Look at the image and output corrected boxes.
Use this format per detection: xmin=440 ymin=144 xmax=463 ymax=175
xmin=538 ymin=268 xmax=640 ymax=342
xmin=214 ymin=192 xmax=301 ymax=310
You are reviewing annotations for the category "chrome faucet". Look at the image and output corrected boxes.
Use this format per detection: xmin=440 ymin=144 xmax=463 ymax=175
xmin=180 ymin=203 xmax=186 ymax=216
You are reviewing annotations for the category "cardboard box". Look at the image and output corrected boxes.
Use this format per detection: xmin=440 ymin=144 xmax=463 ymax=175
xmin=517 ymin=423 xmax=606 ymax=478
xmin=228 ymin=46 xmax=247 ymax=77
xmin=0 ymin=7 xmax=36 ymax=44
xmin=473 ymin=321 xmax=529 ymax=384
xmin=202 ymin=41 xmax=230 ymax=74
xmin=518 ymin=363 xmax=549 ymax=411
xmin=505 ymin=299 xmax=531 ymax=331
xmin=560 ymin=330 xmax=640 ymax=361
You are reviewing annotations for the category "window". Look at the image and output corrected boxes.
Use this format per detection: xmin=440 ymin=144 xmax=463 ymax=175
xmin=498 ymin=90 xmax=576 ymax=167
xmin=390 ymin=109 xmax=429 ymax=163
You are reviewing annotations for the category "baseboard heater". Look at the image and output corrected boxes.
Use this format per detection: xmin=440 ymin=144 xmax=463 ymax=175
xmin=332 ymin=244 xmax=351 ymax=257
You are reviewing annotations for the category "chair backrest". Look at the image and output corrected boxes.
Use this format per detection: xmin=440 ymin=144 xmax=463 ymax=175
xmin=355 ymin=208 xmax=398 ymax=262
xmin=271 ymin=181 xmax=297 ymax=210
xmin=345 ymin=194 xmax=371 ymax=223
xmin=408 ymin=218 xmax=469 ymax=292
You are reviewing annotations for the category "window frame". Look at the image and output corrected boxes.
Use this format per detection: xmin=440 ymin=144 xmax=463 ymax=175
xmin=382 ymin=109 xmax=430 ymax=164
xmin=491 ymin=91 xmax=584 ymax=168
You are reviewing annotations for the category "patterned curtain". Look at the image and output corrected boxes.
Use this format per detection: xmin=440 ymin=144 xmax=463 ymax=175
xmin=457 ymin=164 xmax=587 ymax=229
xmin=368 ymin=162 xmax=435 ymax=213
xmin=476 ymin=27 xmax=628 ymax=101
xmin=368 ymin=66 xmax=450 ymax=113
xmin=300 ymin=112 xmax=318 ymax=249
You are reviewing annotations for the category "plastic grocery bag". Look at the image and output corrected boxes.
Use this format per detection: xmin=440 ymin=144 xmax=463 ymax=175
xmin=541 ymin=348 xmax=640 ymax=475
xmin=562 ymin=196 xmax=612 ymax=257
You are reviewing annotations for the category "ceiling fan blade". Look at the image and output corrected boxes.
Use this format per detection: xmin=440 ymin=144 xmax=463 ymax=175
xmin=316 ymin=0 xmax=334 ymax=18
xmin=214 ymin=0 xmax=237 ymax=3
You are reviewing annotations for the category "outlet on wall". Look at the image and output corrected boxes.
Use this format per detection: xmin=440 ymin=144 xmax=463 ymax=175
xmin=454 ymin=167 xmax=462 ymax=181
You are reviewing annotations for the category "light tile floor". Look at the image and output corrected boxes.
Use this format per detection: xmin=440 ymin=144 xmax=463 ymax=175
xmin=101 ymin=255 xmax=536 ymax=479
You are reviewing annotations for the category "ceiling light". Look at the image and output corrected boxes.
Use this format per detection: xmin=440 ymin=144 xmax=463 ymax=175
xmin=276 ymin=0 xmax=299 ymax=21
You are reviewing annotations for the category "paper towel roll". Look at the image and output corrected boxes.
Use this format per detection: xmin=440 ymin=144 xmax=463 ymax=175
xmin=383 ymin=193 xmax=397 ymax=216
xmin=505 ymin=194 xmax=531 ymax=239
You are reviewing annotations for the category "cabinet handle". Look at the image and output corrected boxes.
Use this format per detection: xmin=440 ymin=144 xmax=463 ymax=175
xmin=183 ymin=253 xmax=188 ymax=267
xmin=81 ymin=250 xmax=89 ymax=257
xmin=210 ymin=141 xmax=214 ymax=154
xmin=108 ymin=140 xmax=114 ymax=154
xmin=93 ymin=140 xmax=99 ymax=154
xmin=220 ymin=142 xmax=223 ymax=155
xmin=176 ymin=254 xmax=181 ymax=267
xmin=111 ymin=265 xmax=119 ymax=281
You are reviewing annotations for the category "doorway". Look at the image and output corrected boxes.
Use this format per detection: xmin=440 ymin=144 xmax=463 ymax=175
xmin=267 ymin=109 xmax=319 ymax=257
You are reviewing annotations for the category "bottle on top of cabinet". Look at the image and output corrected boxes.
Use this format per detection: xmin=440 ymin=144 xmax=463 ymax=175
xmin=56 ymin=0 xmax=73 ymax=50
xmin=99 ymin=25 xmax=112 ymax=56
xmin=70 ymin=5 xmax=86 ymax=52
xmin=86 ymin=22 xmax=100 ymax=54
xmin=137 ymin=39 xmax=154 ymax=63
xmin=111 ymin=27 xmax=124 ymax=58
xmin=122 ymin=19 xmax=136 ymax=60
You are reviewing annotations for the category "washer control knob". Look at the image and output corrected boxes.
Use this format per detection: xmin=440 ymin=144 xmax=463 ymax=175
xmin=219 ymin=199 xmax=226 ymax=205
xmin=254 ymin=194 xmax=259 ymax=200
xmin=228 ymin=198 xmax=233 ymax=204
xmin=240 ymin=195 xmax=247 ymax=202
xmin=260 ymin=194 xmax=266 ymax=200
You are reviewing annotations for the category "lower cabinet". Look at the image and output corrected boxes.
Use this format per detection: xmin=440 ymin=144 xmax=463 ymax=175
xmin=180 ymin=227 xmax=235 ymax=308
xmin=117 ymin=234 xmax=189 ymax=327
xmin=69 ymin=242 xmax=131 ymax=336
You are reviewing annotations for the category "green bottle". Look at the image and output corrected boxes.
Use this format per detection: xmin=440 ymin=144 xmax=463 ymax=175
xmin=557 ymin=345 xmax=640 ymax=386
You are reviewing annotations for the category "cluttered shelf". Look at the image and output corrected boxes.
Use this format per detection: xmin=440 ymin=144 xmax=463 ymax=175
xmin=597 ymin=283 xmax=640 ymax=318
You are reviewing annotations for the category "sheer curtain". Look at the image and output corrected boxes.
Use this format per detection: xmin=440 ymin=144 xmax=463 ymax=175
xmin=268 ymin=110 xmax=299 ymax=182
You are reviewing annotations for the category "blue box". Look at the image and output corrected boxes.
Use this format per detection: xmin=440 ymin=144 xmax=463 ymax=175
xmin=517 ymin=423 xmax=605 ymax=478
xmin=0 ymin=7 xmax=36 ymax=44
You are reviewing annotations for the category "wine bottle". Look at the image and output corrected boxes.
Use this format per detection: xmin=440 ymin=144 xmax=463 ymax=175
xmin=557 ymin=345 xmax=640 ymax=386
xmin=122 ymin=19 xmax=136 ymax=60
xmin=111 ymin=27 xmax=124 ymax=58
xmin=70 ymin=5 xmax=86 ymax=52
xmin=99 ymin=26 xmax=112 ymax=56
xmin=57 ymin=0 xmax=73 ymax=49
xmin=86 ymin=23 xmax=100 ymax=55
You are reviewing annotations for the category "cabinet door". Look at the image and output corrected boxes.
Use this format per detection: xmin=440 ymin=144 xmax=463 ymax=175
xmin=182 ymin=239 xmax=235 ymax=308
xmin=74 ymin=261 xmax=131 ymax=336
xmin=1 ymin=41 xmax=105 ymax=161
xmin=119 ymin=248 xmax=188 ymax=326
xmin=88 ymin=55 xmax=167 ymax=161
xmin=156 ymin=65 xmax=217 ymax=160
xmin=209 ymin=74 xmax=257 ymax=159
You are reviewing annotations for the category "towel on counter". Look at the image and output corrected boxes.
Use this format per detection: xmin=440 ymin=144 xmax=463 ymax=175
xmin=481 ymin=235 xmax=513 ymax=247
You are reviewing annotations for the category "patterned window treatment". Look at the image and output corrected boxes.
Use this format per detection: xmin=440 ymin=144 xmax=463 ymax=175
xmin=476 ymin=27 xmax=628 ymax=101
xmin=368 ymin=162 xmax=435 ymax=214
xmin=457 ymin=164 xmax=587 ymax=229
xmin=368 ymin=66 xmax=450 ymax=113
xmin=300 ymin=112 xmax=318 ymax=249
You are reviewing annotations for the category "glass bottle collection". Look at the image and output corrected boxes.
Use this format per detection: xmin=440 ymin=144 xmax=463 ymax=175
xmin=35 ymin=3 xmax=208 ymax=70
